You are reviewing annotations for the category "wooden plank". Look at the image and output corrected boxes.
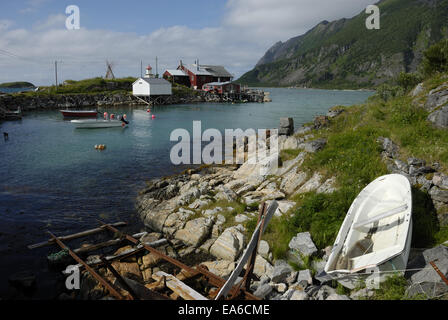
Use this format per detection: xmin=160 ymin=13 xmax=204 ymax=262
xmin=28 ymin=222 xmax=127 ymax=249
xmin=73 ymin=232 xmax=147 ymax=255
xmin=48 ymin=231 xmax=126 ymax=300
xmin=214 ymin=200 xmax=278 ymax=300
xmin=62 ymin=238 xmax=167 ymax=274
xmin=152 ymin=271 xmax=208 ymax=301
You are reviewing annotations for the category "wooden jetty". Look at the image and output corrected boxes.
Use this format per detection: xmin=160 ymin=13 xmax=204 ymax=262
xmin=29 ymin=201 xmax=278 ymax=300
xmin=0 ymin=106 xmax=22 ymax=120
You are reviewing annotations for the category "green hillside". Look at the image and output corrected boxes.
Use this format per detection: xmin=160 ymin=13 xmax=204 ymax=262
xmin=239 ymin=0 xmax=448 ymax=89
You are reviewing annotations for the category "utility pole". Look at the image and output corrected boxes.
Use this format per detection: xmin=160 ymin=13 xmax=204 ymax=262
xmin=140 ymin=60 xmax=143 ymax=78
xmin=156 ymin=56 xmax=158 ymax=78
xmin=54 ymin=61 xmax=58 ymax=87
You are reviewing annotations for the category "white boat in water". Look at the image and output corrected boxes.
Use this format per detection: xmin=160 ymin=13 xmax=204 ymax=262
xmin=71 ymin=118 xmax=128 ymax=129
xmin=324 ymin=174 xmax=413 ymax=289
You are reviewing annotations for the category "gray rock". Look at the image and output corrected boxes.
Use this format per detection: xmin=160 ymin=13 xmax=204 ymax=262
xmin=429 ymin=187 xmax=448 ymax=204
xmin=326 ymin=293 xmax=350 ymax=300
xmin=350 ymin=288 xmax=375 ymax=300
xmin=428 ymin=106 xmax=448 ymax=128
xmin=234 ymin=214 xmax=249 ymax=223
xmin=297 ymin=269 xmax=313 ymax=286
xmin=316 ymin=177 xmax=336 ymax=194
xmin=254 ymin=283 xmax=273 ymax=299
xmin=273 ymin=283 xmax=288 ymax=293
xmin=394 ymin=159 xmax=409 ymax=173
xmin=411 ymin=83 xmax=424 ymax=97
xmin=303 ymin=138 xmax=327 ymax=153
xmin=432 ymin=172 xmax=448 ymax=189
xmin=279 ymin=169 xmax=307 ymax=195
xmin=289 ymin=290 xmax=309 ymax=300
xmin=295 ymin=125 xmax=312 ymax=135
xmin=407 ymin=157 xmax=426 ymax=167
xmin=312 ymin=260 xmax=327 ymax=275
xmin=327 ymin=108 xmax=345 ymax=118
xmin=257 ymin=240 xmax=270 ymax=259
xmin=174 ymin=217 xmax=214 ymax=247
xmin=279 ymin=127 xmax=293 ymax=136
xmin=315 ymin=285 xmax=336 ymax=300
xmin=279 ymin=117 xmax=294 ymax=128
xmin=210 ymin=226 xmax=246 ymax=261
xmin=425 ymin=85 xmax=448 ymax=112
xmin=285 ymin=271 xmax=298 ymax=285
xmin=288 ymin=232 xmax=318 ymax=257
xmin=377 ymin=137 xmax=399 ymax=158
xmin=271 ymin=260 xmax=293 ymax=283
xmin=294 ymin=172 xmax=322 ymax=195
xmin=408 ymin=245 xmax=448 ymax=298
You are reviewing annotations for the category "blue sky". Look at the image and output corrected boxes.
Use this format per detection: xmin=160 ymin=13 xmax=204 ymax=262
xmin=0 ymin=0 xmax=378 ymax=85
xmin=2 ymin=1 xmax=225 ymax=32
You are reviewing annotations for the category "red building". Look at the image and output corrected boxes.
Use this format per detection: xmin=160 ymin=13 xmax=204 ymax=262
xmin=177 ymin=61 xmax=234 ymax=90
xmin=202 ymin=81 xmax=240 ymax=94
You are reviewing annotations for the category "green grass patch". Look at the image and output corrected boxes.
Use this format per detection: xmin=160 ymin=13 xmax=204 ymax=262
xmin=369 ymin=274 xmax=426 ymax=300
xmin=280 ymin=149 xmax=302 ymax=161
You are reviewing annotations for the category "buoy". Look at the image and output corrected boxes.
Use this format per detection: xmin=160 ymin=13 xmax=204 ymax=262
xmin=123 ymin=114 xmax=127 ymax=120
xmin=94 ymin=145 xmax=98 ymax=149
xmin=152 ymin=115 xmax=156 ymax=119
xmin=147 ymin=109 xmax=150 ymax=113
xmin=103 ymin=112 xmax=108 ymax=119
xmin=110 ymin=114 xmax=115 ymax=119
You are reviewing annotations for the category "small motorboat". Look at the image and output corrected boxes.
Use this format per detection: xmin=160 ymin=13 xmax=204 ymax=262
xmin=60 ymin=110 xmax=98 ymax=118
xmin=324 ymin=174 xmax=413 ymax=288
xmin=71 ymin=117 xmax=129 ymax=129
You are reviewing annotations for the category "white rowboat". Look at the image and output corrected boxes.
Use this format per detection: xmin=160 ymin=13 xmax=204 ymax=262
xmin=324 ymin=174 xmax=413 ymax=288
xmin=71 ymin=119 xmax=128 ymax=129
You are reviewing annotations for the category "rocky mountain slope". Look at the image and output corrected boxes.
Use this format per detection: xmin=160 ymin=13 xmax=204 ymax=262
xmin=238 ymin=0 xmax=448 ymax=88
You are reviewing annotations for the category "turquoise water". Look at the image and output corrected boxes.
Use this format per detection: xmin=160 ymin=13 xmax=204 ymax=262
xmin=0 ymin=87 xmax=372 ymax=298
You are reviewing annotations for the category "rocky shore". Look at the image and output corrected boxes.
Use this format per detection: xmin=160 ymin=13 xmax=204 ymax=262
xmin=28 ymin=80 xmax=447 ymax=301
xmin=128 ymin=83 xmax=448 ymax=300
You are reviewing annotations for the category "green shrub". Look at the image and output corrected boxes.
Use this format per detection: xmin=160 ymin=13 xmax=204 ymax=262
xmin=422 ymin=39 xmax=448 ymax=76
xmin=396 ymin=72 xmax=422 ymax=91
xmin=374 ymin=84 xmax=405 ymax=101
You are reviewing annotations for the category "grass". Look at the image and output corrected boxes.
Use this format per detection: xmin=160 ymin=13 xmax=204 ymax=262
xmin=261 ymin=72 xmax=448 ymax=259
xmin=280 ymin=149 xmax=302 ymax=161
xmin=368 ymin=274 xmax=427 ymax=300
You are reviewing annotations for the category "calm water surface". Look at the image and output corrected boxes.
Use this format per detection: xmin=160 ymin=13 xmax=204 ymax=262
xmin=0 ymin=88 xmax=373 ymax=298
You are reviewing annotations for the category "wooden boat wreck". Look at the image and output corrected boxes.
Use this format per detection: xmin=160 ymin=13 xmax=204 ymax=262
xmin=324 ymin=174 xmax=413 ymax=289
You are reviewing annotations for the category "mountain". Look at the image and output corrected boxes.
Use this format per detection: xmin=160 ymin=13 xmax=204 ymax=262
xmin=238 ymin=0 xmax=448 ymax=89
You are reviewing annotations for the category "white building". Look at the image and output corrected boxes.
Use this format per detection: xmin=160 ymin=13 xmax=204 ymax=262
xmin=132 ymin=78 xmax=172 ymax=96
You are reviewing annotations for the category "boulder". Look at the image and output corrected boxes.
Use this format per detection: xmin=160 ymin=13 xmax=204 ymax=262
xmin=257 ymin=240 xmax=270 ymax=259
xmin=432 ymin=172 xmax=448 ymax=189
xmin=302 ymin=138 xmax=327 ymax=153
xmin=326 ymin=293 xmax=350 ymax=300
xmin=271 ymin=260 xmax=293 ymax=283
xmin=235 ymin=214 xmax=249 ymax=223
xmin=297 ymin=269 xmax=313 ymax=286
xmin=316 ymin=177 xmax=336 ymax=194
xmin=268 ymin=200 xmax=295 ymax=217
xmin=428 ymin=106 xmax=448 ymax=128
xmin=288 ymin=232 xmax=318 ymax=257
xmin=425 ymin=85 xmax=448 ymax=112
xmin=279 ymin=169 xmax=307 ymax=195
xmin=279 ymin=117 xmax=294 ymax=136
xmin=254 ymin=283 xmax=273 ymax=299
xmin=289 ymin=290 xmax=309 ymax=300
xmin=295 ymin=125 xmax=312 ymax=135
xmin=429 ymin=186 xmax=448 ymax=204
xmin=294 ymin=172 xmax=323 ymax=195
xmin=377 ymin=137 xmax=399 ymax=159
xmin=327 ymin=107 xmax=345 ymax=118
xmin=411 ymin=83 xmax=424 ymax=97
xmin=315 ymin=285 xmax=336 ymax=300
xmin=210 ymin=226 xmax=246 ymax=261
xmin=201 ymin=260 xmax=235 ymax=278
xmin=174 ymin=217 xmax=214 ymax=247
xmin=253 ymin=255 xmax=274 ymax=278
xmin=407 ymin=245 xmax=448 ymax=298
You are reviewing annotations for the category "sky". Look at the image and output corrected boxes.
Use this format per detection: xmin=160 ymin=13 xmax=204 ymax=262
xmin=0 ymin=0 xmax=378 ymax=85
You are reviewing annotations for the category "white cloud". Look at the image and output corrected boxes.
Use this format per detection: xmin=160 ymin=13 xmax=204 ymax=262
xmin=20 ymin=0 xmax=53 ymax=14
xmin=1 ymin=0 xmax=379 ymax=85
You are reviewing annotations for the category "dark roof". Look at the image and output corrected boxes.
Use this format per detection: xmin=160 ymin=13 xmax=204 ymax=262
xmin=202 ymin=65 xmax=233 ymax=78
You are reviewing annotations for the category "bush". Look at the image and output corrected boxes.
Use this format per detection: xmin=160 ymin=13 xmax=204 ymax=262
xmin=422 ymin=39 xmax=448 ymax=76
xmin=374 ymin=84 xmax=404 ymax=101
xmin=396 ymin=72 xmax=422 ymax=91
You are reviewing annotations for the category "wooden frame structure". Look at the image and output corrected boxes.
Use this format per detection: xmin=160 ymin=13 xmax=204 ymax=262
xmin=29 ymin=201 xmax=278 ymax=300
